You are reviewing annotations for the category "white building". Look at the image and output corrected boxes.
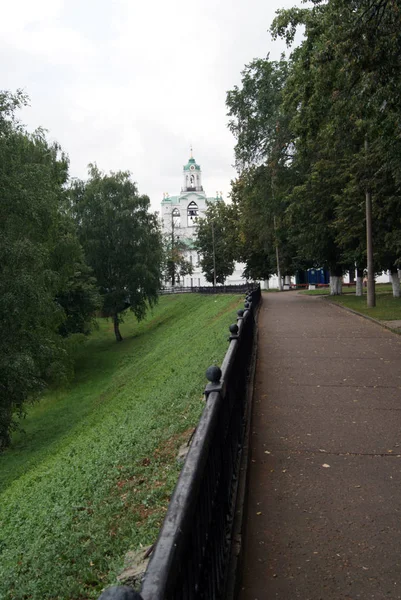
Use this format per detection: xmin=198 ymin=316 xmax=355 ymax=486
xmin=161 ymin=153 xmax=246 ymax=287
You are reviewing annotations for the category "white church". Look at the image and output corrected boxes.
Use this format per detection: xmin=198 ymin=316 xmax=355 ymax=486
xmin=161 ymin=153 xmax=246 ymax=287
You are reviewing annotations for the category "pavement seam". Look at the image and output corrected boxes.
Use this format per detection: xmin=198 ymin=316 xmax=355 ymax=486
xmin=277 ymin=383 xmax=401 ymax=388
xmin=261 ymin=450 xmax=401 ymax=457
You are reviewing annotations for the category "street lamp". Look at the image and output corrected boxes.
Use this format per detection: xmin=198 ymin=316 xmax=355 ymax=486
xmin=211 ymin=220 xmax=216 ymax=287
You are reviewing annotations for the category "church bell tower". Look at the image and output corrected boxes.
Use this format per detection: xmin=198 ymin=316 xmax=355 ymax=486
xmin=182 ymin=148 xmax=203 ymax=193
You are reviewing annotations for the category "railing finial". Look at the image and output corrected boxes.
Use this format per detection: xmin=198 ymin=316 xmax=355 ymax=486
xmin=228 ymin=323 xmax=239 ymax=340
xmin=204 ymin=365 xmax=223 ymax=399
xmin=205 ymin=365 xmax=222 ymax=384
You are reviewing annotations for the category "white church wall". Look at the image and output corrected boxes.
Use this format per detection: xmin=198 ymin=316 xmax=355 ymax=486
xmin=162 ymin=155 xmax=253 ymax=288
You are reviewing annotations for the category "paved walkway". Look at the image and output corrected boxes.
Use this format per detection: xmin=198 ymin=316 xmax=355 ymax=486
xmin=239 ymin=292 xmax=401 ymax=600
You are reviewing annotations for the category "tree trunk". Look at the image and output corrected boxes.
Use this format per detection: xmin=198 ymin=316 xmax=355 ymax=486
xmin=356 ymin=267 xmax=363 ymax=297
xmin=0 ymin=410 xmax=12 ymax=451
xmin=329 ymin=273 xmax=342 ymax=295
xmin=348 ymin=267 xmax=356 ymax=285
xmin=274 ymin=215 xmax=283 ymax=291
xmin=390 ymin=270 xmax=401 ymax=298
xmin=113 ymin=313 xmax=123 ymax=342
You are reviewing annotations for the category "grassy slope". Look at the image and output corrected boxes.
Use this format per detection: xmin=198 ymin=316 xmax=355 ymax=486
xmin=0 ymin=294 xmax=243 ymax=600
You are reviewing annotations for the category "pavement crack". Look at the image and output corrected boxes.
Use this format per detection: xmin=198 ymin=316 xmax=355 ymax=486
xmin=269 ymin=449 xmax=401 ymax=457
xmin=285 ymin=383 xmax=401 ymax=389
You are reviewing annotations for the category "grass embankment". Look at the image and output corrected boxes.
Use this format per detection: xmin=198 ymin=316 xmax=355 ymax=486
xmin=301 ymin=284 xmax=401 ymax=320
xmin=0 ymin=294 xmax=243 ymax=600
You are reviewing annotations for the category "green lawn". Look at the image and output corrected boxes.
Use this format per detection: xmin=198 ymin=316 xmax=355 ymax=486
xmin=0 ymin=294 xmax=243 ymax=600
xmin=298 ymin=284 xmax=401 ymax=320
xmin=326 ymin=293 xmax=401 ymax=321
xmin=301 ymin=283 xmax=394 ymax=296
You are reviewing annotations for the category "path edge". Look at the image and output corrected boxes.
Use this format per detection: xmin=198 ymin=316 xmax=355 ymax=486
xmin=224 ymin=294 xmax=263 ymax=600
xmin=322 ymin=296 xmax=401 ymax=336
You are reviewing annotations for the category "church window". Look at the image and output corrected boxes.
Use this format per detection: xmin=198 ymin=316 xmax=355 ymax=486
xmin=187 ymin=201 xmax=198 ymax=226
xmin=172 ymin=207 xmax=180 ymax=228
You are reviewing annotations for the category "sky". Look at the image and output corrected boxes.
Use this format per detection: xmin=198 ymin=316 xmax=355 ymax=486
xmin=1 ymin=0 xmax=304 ymax=212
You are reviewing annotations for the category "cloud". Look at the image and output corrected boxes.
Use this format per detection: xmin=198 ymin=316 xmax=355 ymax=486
xmin=1 ymin=0 xmax=305 ymax=211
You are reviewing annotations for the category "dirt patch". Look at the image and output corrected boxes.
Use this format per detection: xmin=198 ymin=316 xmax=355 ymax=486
xmin=152 ymin=427 xmax=195 ymax=463
xmin=113 ymin=428 xmax=195 ymax=509
xmin=134 ymin=503 xmax=166 ymax=526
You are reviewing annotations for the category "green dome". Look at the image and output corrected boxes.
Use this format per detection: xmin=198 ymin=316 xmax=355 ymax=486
xmin=183 ymin=156 xmax=201 ymax=171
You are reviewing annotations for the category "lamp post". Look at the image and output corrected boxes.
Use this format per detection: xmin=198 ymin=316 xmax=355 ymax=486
xmin=365 ymin=136 xmax=375 ymax=307
xmin=171 ymin=209 xmax=180 ymax=287
xmin=211 ymin=220 xmax=217 ymax=287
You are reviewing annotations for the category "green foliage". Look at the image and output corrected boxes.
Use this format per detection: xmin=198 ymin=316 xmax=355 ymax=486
xmin=195 ymin=201 xmax=237 ymax=284
xmin=0 ymin=294 xmax=243 ymax=600
xmin=230 ymin=167 xmax=304 ymax=281
xmin=71 ymin=166 xmax=163 ymax=341
xmin=0 ymin=91 xmax=100 ymax=449
xmin=0 ymin=92 xmax=75 ymax=448
xmin=227 ymin=57 xmax=290 ymax=170
xmin=274 ymin=0 xmax=401 ymax=277
xmin=227 ymin=0 xmax=401 ymax=290
xmin=51 ymin=215 xmax=101 ymax=337
xmin=226 ymin=56 xmax=303 ymax=281
xmin=162 ymin=225 xmax=193 ymax=286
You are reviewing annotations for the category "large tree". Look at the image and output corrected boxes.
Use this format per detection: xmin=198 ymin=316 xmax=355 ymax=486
xmin=71 ymin=165 xmax=163 ymax=341
xmin=227 ymin=1 xmax=401 ymax=296
xmin=271 ymin=0 xmax=401 ymax=295
xmin=227 ymin=57 xmax=304 ymax=285
xmin=0 ymin=91 xmax=97 ymax=449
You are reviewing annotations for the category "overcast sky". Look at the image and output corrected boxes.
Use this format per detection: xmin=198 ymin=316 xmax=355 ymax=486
xmin=1 ymin=0 xmax=304 ymax=212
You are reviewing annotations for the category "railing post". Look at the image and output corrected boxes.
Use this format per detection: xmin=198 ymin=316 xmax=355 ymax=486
xmin=204 ymin=365 xmax=223 ymax=398
xmin=228 ymin=323 xmax=239 ymax=341
xmin=110 ymin=283 xmax=262 ymax=600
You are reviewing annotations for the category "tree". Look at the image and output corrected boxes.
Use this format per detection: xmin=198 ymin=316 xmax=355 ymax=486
xmin=227 ymin=57 xmax=290 ymax=171
xmin=71 ymin=165 xmax=163 ymax=342
xmin=227 ymin=57 xmax=305 ymax=285
xmin=162 ymin=213 xmax=193 ymax=286
xmin=230 ymin=167 xmax=305 ymax=284
xmin=271 ymin=0 xmax=401 ymax=297
xmin=195 ymin=201 xmax=238 ymax=285
xmin=0 ymin=91 xmax=82 ymax=449
xmin=51 ymin=214 xmax=101 ymax=336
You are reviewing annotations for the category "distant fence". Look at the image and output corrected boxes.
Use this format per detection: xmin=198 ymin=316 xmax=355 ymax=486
xmin=99 ymin=284 xmax=261 ymax=600
xmin=159 ymin=284 xmax=256 ymax=295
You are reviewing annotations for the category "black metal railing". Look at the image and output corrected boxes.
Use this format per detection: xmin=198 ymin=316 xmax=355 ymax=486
xmin=160 ymin=284 xmax=257 ymax=295
xmin=98 ymin=285 xmax=261 ymax=600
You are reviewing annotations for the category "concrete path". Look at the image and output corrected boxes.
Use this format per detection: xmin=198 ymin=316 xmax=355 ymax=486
xmin=239 ymin=292 xmax=401 ymax=600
